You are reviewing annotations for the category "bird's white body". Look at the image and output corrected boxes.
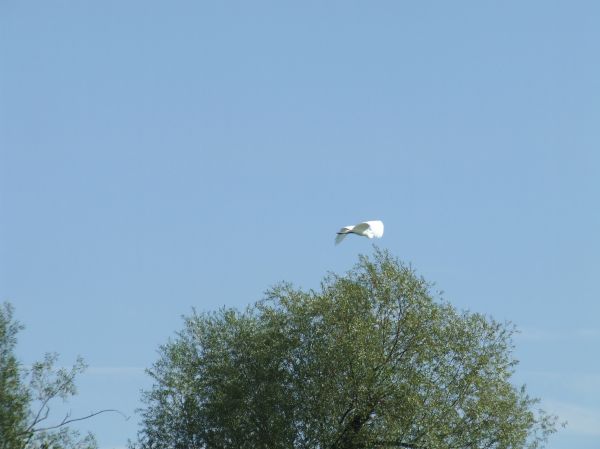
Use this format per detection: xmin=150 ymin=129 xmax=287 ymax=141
xmin=335 ymin=220 xmax=384 ymax=245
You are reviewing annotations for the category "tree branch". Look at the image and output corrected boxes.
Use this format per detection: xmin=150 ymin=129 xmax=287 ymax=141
xmin=373 ymin=441 xmax=425 ymax=449
xmin=18 ymin=409 xmax=129 ymax=436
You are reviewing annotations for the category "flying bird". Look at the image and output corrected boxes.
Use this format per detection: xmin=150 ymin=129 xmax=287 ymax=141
xmin=335 ymin=220 xmax=384 ymax=245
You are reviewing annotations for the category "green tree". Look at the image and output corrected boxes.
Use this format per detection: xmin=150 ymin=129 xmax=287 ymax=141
xmin=0 ymin=303 xmax=29 ymax=446
xmin=0 ymin=303 xmax=101 ymax=449
xmin=134 ymin=249 xmax=558 ymax=449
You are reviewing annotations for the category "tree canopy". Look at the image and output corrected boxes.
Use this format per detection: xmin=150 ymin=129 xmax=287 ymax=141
xmin=134 ymin=249 xmax=558 ymax=449
xmin=0 ymin=302 xmax=97 ymax=449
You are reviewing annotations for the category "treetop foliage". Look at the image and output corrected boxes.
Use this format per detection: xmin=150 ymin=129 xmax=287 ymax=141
xmin=135 ymin=248 xmax=558 ymax=449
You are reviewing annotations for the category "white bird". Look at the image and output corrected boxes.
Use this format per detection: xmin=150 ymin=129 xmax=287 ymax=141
xmin=335 ymin=220 xmax=384 ymax=245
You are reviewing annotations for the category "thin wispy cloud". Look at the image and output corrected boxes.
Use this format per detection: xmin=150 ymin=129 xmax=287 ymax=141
xmin=544 ymin=400 xmax=600 ymax=437
xmin=520 ymin=371 xmax=600 ymax=397
xmin=516 ymin=327 xmax=600 ymax=343
xmin=86 ymin=366 xmax=146 ymax=376
xmin=575 ymin=328 xmax=600 ymax=339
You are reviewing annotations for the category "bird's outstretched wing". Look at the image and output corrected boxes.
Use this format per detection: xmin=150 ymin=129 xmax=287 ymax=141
xmin=335 ymin=233 xmax=348 ymax=245
xmin=335 ymin=225 xmax=354 ymax=245
xmin=352 ymin=222 xmax=371 ymax=235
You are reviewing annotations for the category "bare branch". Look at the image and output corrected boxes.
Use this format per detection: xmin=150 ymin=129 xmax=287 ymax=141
xmin=26 ymin=397 xmax=52 ymax=433
xmin=18 ymin=409 xmax=129 ymax=436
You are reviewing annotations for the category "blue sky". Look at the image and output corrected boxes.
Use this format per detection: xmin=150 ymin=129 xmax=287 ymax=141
xmin=1 ymin=1 xmax=599 ymax=448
